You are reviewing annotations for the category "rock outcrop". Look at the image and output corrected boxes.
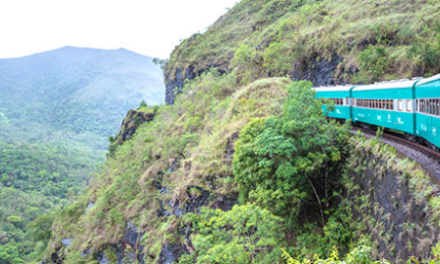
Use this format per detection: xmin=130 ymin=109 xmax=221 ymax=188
xmin=117 ymin=109 xmax=155 ymax=144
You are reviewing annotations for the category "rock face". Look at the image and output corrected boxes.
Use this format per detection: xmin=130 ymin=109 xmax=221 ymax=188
xmin=165 ymin=67 xmax=196 ymax=105
xmin=164 ymin=55 xmax=346 ymax=105
xmin=349 ymin=151 xmax=440 ymax=261
xmin=290 ymin=54 xmax=346 ymax=86
xmin=117 ymin=109 xmax=155 ymax=144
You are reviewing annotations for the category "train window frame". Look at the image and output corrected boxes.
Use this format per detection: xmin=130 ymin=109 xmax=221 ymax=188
xmin=406 ymin=100 xmax=412 ymax=112
xmin=398 ymin=100 xmax=403 ymax=111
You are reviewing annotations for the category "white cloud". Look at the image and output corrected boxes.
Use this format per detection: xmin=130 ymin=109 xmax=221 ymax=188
xmin=0 ymin=0 xmax=239 ymax=59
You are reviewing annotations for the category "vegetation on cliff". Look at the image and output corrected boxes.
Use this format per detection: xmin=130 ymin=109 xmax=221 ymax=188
xmin=41 ymin=0 xmax=440 ymax=263
xmin=166 ymin=0 xmax=440 ymax=103
xmin=45 ymin=73 xmax=440 ymax=263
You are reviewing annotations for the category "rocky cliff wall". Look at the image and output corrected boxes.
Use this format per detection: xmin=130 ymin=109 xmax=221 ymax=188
xmin=345 ymin=134 xmax=440 ymax=262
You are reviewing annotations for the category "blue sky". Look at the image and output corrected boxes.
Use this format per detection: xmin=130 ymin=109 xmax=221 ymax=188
xmin=0 ymin=0 xmax=239 ymax=59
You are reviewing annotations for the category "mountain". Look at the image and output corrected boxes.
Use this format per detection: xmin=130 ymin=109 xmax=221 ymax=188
xmin=0 ymin=46 xmax=164 ymax=149
xmin=43 ymin=1 xmax=440 ymax=264
xmin=0 ymin=47 xmax=164 ymax=263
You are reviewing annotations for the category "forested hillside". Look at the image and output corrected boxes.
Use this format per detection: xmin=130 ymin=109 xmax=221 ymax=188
xmin=44 ymin=0 xmax=440 ymax=263
xmin=0 ymin=47 xmax=164 ymax=262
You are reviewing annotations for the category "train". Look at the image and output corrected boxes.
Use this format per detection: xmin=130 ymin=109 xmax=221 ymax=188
xmin=313 ymin=74 xmax=440 ymax=150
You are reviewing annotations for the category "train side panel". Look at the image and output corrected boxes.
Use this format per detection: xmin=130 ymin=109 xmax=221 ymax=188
xmin=415 ymin=75 xmax=440 ymax=148
xmin=315 ymin=89 xmax=351 ymax=120
xmin=352 ymin=86 xmax=415 ymax=134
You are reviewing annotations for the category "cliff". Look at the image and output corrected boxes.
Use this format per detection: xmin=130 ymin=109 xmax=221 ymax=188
xmin=164 ymin=0 xmax=440 ymax=104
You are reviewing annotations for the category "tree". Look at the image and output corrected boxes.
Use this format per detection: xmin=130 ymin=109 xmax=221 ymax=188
xmin=233 ymin=81 xmax=350 ymax=226
xmin=183 ymin=204 xmax=283 ymax=264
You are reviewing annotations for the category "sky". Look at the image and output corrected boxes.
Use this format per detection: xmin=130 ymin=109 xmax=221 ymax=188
xmin=0 ymin=0 xmax=239 ymax=59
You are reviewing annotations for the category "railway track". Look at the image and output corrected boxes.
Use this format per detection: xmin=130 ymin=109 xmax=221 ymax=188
xmin=353 ymin=127 xmax=440 ymax=161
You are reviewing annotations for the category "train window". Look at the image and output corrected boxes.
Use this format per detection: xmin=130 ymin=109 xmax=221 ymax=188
xmin=435 ymin=99 xmax=440 ymax=115
xmin=390 ymin=100 xmax=394 ymax=110
xmin=435 ymin=99 xmax=438 ymax=115
xmin=428 ymin=99 xmax=431 ymax=113
xmin=398 ymin=100 xmax=403 ymax=111
xmin=406 ymin=100 xmax=412 ymax=112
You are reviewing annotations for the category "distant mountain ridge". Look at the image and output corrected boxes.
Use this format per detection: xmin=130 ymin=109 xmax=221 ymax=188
xmin=0 ymin=46 xmax=164 ymax=148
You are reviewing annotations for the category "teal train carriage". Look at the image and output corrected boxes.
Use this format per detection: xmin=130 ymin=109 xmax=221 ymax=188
xmin=314 ymin=86 xmax=353 ymax=120
xmin=415 ymin=74 xmax=440 ymax=149
xmin=351 ymin=80 xmax=418 ymax=135
xmin=314 ymin=75 xmax=440 ymax=150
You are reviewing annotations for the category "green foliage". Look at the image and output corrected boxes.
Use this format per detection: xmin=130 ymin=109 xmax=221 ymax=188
xmin=357 ymin=45 xmax=391 ymax=82
xmin=282 ymin=245 xmax=389 ymax=264
xmin=407 ymin=35 xmax=440 ymax=76
xmin=139 ymin=100 xmax=148 ymax=108
xmin=233 ymin=81 xmax=350 ymax=226
xmin=183 ymin=204 xmax=283 ymax=264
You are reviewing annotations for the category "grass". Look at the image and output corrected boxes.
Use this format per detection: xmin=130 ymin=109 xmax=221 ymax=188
xmin=166 ymin=0 xmax=440 ymax=86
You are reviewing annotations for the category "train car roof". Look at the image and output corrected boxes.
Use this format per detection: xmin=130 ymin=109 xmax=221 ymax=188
xmin=353 ymin=79 xmax=417 ymax=91
xmin=416 ymin=74 xmax=440 ymax=86
xmin=313 ymin=86 xmax=354 ymax=92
